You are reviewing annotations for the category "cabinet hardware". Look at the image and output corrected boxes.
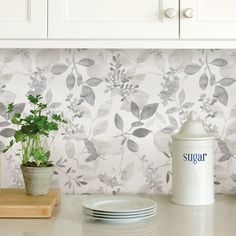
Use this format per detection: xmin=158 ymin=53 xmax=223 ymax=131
xmin=165 ymin=8 xmax=177 ymax=18
xmin=184 ymin=8 xmax=194 ymax=18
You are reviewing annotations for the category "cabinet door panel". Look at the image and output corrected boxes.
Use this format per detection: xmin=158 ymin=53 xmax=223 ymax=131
xmin=49 ymin=0 xmax=179 ymax=39
xmin=181 ymin=0 xmax=236 ymax=39
xmin=0 ymin=0 xmax=47 ymax=39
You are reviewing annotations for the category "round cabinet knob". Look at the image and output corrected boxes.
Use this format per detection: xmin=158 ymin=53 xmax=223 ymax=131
xmin=184 ymin=8 xmax=194 ymax=18
xmin=165 ymin=8 xmax=177 ymax=18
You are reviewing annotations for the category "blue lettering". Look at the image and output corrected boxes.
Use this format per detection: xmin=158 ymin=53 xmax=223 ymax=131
xmin=182 ymin=153 xmax=207 ymax=164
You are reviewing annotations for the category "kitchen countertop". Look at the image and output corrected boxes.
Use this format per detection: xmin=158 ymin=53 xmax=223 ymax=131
xmin=0 ymin=194 xmax=235 ymax=236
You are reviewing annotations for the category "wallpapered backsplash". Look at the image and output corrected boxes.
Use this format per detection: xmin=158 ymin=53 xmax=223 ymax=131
xmin=0 ymin=49 xmax=236 ymax=194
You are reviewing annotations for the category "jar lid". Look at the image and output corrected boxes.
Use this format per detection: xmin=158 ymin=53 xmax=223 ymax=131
xmin=172 ymin=111 xmax=214 ymax=141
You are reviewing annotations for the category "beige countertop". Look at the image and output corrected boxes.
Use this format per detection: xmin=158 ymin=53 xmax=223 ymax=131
xmin=0 ymin=194 xmax=235 ymax=236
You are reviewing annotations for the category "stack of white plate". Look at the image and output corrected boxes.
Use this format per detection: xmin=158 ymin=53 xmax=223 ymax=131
xmin=82 ymin=196 xmax=157 ymax=222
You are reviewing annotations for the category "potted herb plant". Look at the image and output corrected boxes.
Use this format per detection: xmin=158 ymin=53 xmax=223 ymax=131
xmin=3 ymin=95 xmax=66 ymax=195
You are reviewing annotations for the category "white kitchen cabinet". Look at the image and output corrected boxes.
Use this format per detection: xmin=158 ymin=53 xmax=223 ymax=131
xmin=1 ymin=0 xmax=236 ymax=47
xmin=180 ymin=0 xmax=236 ymax=39
xmin=48 ymin=0 xmax=179 ymax=39
xmin=0 ymin=0 xmax=47 ymax=39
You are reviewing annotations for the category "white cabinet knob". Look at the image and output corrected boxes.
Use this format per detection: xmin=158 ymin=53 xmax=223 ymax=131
xmin=165 ymin=8 xmax=177 ymax=18
xmin=184 ymin=8 xmax=194 ymax=18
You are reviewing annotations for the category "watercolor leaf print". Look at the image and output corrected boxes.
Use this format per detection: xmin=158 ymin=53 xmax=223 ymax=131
xmin=131 ymin=102 xmax=140 ymax=119
xmin=178 ymin=89 xmax=185 ymax=105
xmin=184 ymin=63 xmax=201 ymax=75
xmin=199 ymin=73 xmax=208 ymax=90
xmin=131 ymin=121 xmax=144 ymax=128
xmin=2 ymin=49 xmax=236 ymax=194
xmin=97 ymin=100 xmax=112 ymax=118
xmin=0 ymin=128 xmax=15 ymax=138
xmin=121 ymin=162 xmax=135 ymax=182
xmin=65 ymin=140 xmax=76 ymax=159
xmin=77 ymin=73 xmax=83 ymax=86
xmin=86 ymin=78 xmax=103 ymax=87
xmin=83 ymin=139 xmax=99 ymax=162
xmin=211 ymin=58 xmax=227 ymax=67
xmin=166 ymin=107 xmax=178 ymax=114
xmin=66 ymin=73 xmax=76 ymax=90
xmin=51 ymin=63 xmax=68 ymax=75
xmin=93 ymin=121 xmax=108 ymax=136
xmin=78 ymin=58 xmax=95 ymax=67
xmin=127 ymin=139 xmax=139 ymax=152
xmin=140 ymin=103 xmax=158 ymax=120
xmin=0 ymin=140 xmax=5 ymax=151
xmin=214 ymin=86 xmax=228 ymax=106
xmin=210 ymin=74 xmax=216 ymax=86
xmin=114 ymin=113 xmax=124 ymax=131
xmin=81 ymin=85 xmax=95 ymax=106
xmin=132 ymin=128 xmax=151 ymax=138
xmin=218 ymin=78 xmax=236 ymax=87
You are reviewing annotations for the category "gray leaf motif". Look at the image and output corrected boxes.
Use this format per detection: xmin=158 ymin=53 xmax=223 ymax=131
xmin=218 ymin=78 xmax=236 ymax=87
xmin=0 ymin=122 xmax=10 ymax=127
xmin=65 ymin=140 xmax=75 ymax=158
xmin=114 ymin=113 xmax=124 ymax=131
xmin=77 ymin=73 xmax=83 ymax=86
xmin=218 ymin=153 xmax=232 ymax=162
xmin=131 ymin=121 xmax=144 ymax=128
xmin=49 ymin=102 xmax=62 ymax=109
xmin=183 ymin=102 xmax=194 ymax=109
xmin=121 ymin=162 xmax=135 ymax=182
xmin=0 ymin=74 xmax=13 ymax=87
xmin=161 ymin=126 xmax=175 ymax=134
xmin=127 ymin=139 xmax=139 ymax=152
xmin=0 ymin=140 xmax=5 ymax=151
xmin=86 ymin=78 xmax=103 ymax=87
xmin=199 ymin=73 xmax=208 ymax=90
xmin=21 ymin=52 xmax=32 ymax=72
xmin=166 ymin=107 xmax=178 ymax=114
xmin=84 ymin=139 xmax=97 ymax=154
xmin=166 ymin=172 xmax=170 ymax=183
xmin=210 ymin=74 xmax=216 ymax=86
xmin=184 ymin=63 xmax=201 ymax=75
xmin=141 ymin=103 xmax=158 ymax=120
xmin=0 ymin=128 xmax=15 ymax=138
xmin=97 ymin=173 xmax=120 ymax=188
xmin=93 ymin=121 xmax=108 ymax=136
xmin=214 ymin=86 xmax=228 ymax=106
xmin=81 ymin=86 xmax=95 ymax=106
xmin=84 ymin=139 xmax=99 ymax=162
xmin=97 ymin=100 xmax=112 ymax=118
xmin=51 ymin=63 xmax=68 ymax=75
xmin=78 ymin=58 xmax=95 ymax=67
xmin=66 ymin=73 xmax=76 ymax=90
xmin=211 ymin=58 xmax=227 ymax=67
xmin=178 ymin=89 xmax=185 ymax=105
xmin=216 ymin=138 xmax=230 ymax=154
xmin=131 ymin=102 xmax=140 ymax=119
xmin=45 ymin=89 xmax=53 ymax=104
xmin=168 ymin=115 xmax=178 ymax=128
xmin=132 ymin=128 xmax=151 ymax=138
xmin=85 ymin=153 xmax=99 ymax=162
xmin=12 ymin=103 xmax=26 ymax=114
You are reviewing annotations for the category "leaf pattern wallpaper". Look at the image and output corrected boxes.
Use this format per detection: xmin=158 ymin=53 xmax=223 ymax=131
xmin=0 ymin=49 xmax=236 ymax=194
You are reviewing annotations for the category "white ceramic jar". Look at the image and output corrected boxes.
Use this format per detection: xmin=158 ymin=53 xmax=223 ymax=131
xmin=171 ymin=111 xmax=214 ymax=206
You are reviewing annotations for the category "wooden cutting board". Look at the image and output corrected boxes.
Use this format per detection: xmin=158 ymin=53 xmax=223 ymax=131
xmin=0 ymin=189 xmax=61 ymax=218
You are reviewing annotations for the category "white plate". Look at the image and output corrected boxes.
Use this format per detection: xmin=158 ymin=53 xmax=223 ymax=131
xmin=85 ymin=212 xmax=156 ymax=222
xmin=82 ymin=196 xmax=157 ymax=213
xmin=83 ymin=206 xmax=157 ymax=216
xmin=84 ymin=209 xmax=157 ymax=218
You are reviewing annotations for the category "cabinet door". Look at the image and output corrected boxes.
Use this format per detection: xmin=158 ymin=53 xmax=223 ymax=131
xmin=0 ymin=0 xmax=47 ymax=39
xmin=49 ymin=0 xmax=179 ymax=39
xmin=181 ymin=0 xmax=236 ymax=39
